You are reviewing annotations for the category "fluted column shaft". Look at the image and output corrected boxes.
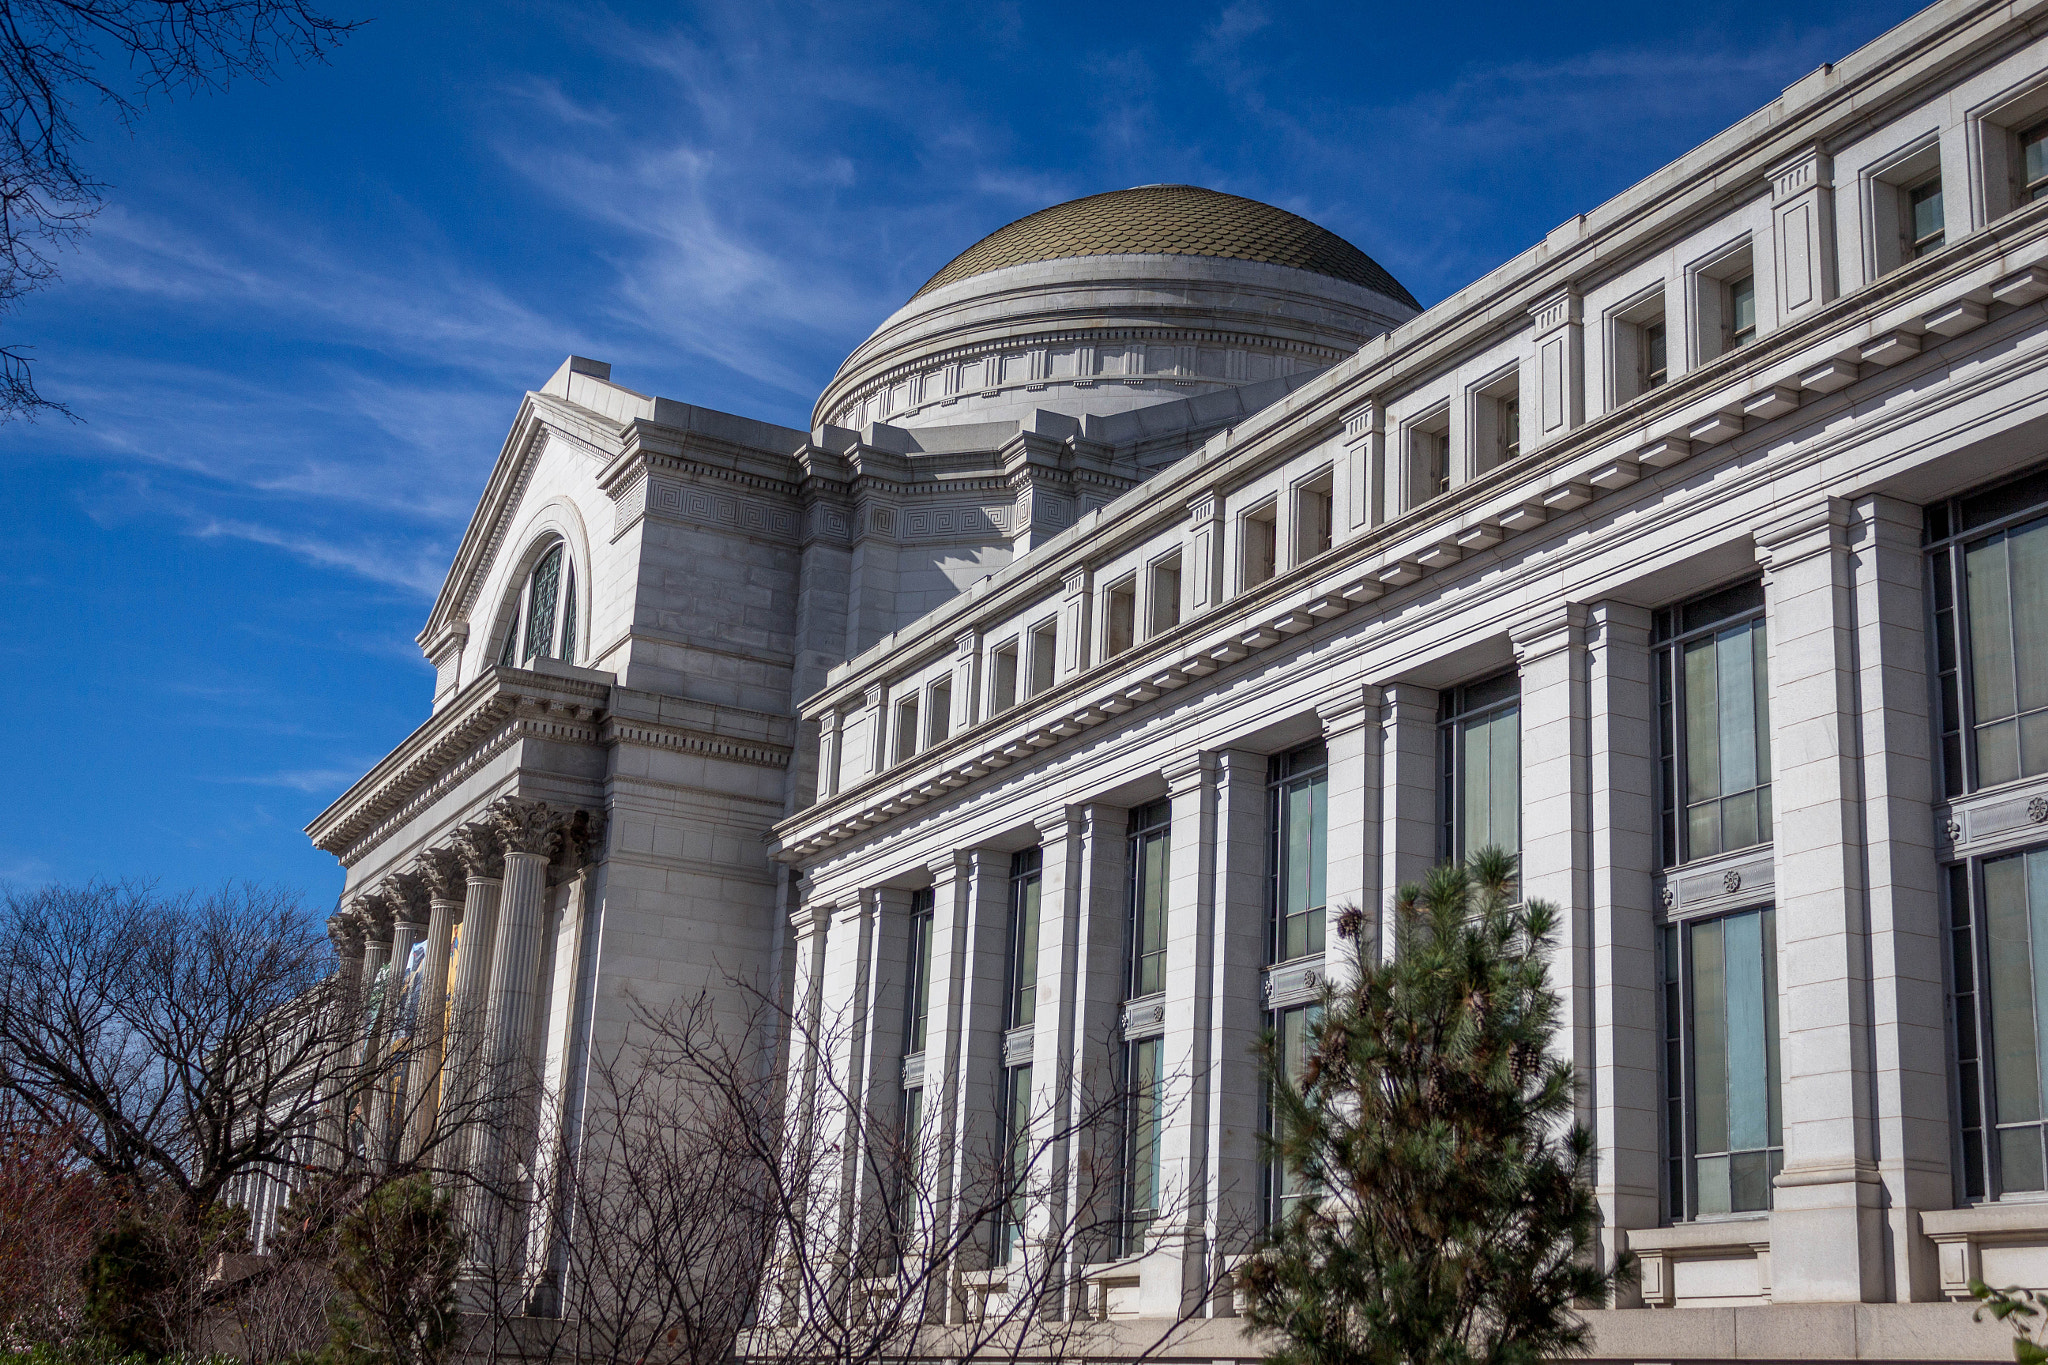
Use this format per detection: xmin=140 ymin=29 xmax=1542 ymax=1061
xmin=404 ymin=888 xmax=463 ymax=1163
xmin=371 ymin=910 xmax=425 ymax=1164
xmin=442 ymin=873 xmax=502 ymax=1168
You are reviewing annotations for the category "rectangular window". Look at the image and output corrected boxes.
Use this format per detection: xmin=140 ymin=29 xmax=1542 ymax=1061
xmin=1008 ymin=848 xmax=1041 ymax=1029
xmin=1104 ymin=577 xmax=1137 ymax=658
xmin=1926 ymin=469 xmax=2048 ymax=797
xmin=1265 ymin=1004 xmax=1320 ymax=1225
xmin=1294 ymin=470 xmax=1334 ymax=564
xmin=1028 ymin=621 xmax=1057 ymax=698
xmin=1407 ymin=416 xmax=1451 ymax=507
xmin=1439 ymin=673 xmax=1521 ymax=862
xmin=1949 ymin=848 xmax=2048 ymax=1200
xmin=1269 ymin=743 xmax=1329 ymax=963
xmin=893 ymin=694 xmax=920 ymax=765
xmin=1644 ymin=319 xmax=1668 ymax=389
xmin=1501 ymin=397 xmax=1520 ymax=463
xmin=1127 ymin=801 xmax=1171 ymax=999
xmin=991 ymin=642 xmax=1019 ymax=714
xmin=904 ymin=887 xmax=935 ymax=1055
xmin=1149 ymin=553 xmax=1182 ymax=636
xmin=1655 ymin=580 xmax=1772 ymax=867
xmin=1662 ymin=906 xmax=1782 ymax=1220
xmin=2025 ymin=122 xmax=2048 ymax=204
xmin=1120 ymin=1037 xmax=1162 ymax=1256
xmin=1727 ymin=274 xmax=1757 ymax=348
xmin=926 ymin=678 xmax=952 ymax=747
xmin=1243 ymin=502 xmax=1278 ymax=589
xmin=997 ymin=1061 xmax=1032 ymax=1262
xmin=1908 ymin=175 xmax=1946 ymax=258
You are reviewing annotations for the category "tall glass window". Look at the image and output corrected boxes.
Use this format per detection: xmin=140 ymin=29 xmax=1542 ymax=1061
xmin=1268 ymin=744 xmax=1328 ymax=964
xmin=1656 ymin=580 xmax=1772 ymax=866
xmin=904 ymin=887 xmax=934 ymax=1055
xmin=497 ymin=541 xmax=579 ymax=668
xmin=997 ymin=1061 xmax=1033 ymax=1262
xmin=1265 ymin=1004 xmax=1320 ymax=1226
xmin=1127 ymin=802 xmax=1171 ymax=999
xmin=1927 ymin=467 xmax=2048 ymax=797
xmin=1948 ymin=849 xmax=2048 ymax=1200
xmin=1007 ymin=850 xmax=1041 ymax=1029
xmin=1439 ymin=673 xmax=1520 ymax=861
xmin=1661 ymin=906 xmax=1782 ymax=1219
xmin=1119 ymin=1037 xmax=1162 ymax=1256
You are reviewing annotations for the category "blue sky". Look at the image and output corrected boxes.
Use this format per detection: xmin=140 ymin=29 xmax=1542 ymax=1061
xmin=0 ymin=0 xmax=1925 ymax=900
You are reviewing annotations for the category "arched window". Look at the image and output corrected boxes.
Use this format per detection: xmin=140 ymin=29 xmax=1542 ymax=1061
xmin=496 ymin=542 xmax=577 ymax=667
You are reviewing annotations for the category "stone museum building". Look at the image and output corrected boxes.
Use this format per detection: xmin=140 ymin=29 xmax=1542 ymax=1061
xmin=302 ymin=0 xmax=2048 ymax=1355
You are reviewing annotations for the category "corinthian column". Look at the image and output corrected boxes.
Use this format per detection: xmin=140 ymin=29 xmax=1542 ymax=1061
xmin=442 ymin=822 xmax=505 ymax=1173
xmin=405 ymin=847 xmax=466 ymax=1164
xmin=372 ymin=873 xmax=431 ymax=1166
xmin=462 ymin=796 xmax=566 ymax=1309
xmin=318 ymin=910 xmax=366 ymax=1166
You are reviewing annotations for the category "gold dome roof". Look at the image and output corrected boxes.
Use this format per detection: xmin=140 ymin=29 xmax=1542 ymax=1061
xmin=913 ymin=184 xmax=1418 ymax=309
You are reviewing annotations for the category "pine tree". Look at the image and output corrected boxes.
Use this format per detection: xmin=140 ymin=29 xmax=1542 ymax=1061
xmin=1240 ymin=847 xmax=1627 ymax=1365
xmin=325 ymin=1175 xmax=463 ymax=1365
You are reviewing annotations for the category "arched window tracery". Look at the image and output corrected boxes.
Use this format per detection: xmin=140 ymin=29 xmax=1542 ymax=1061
xmin=496 ymin=541 xmax=577 ymax=668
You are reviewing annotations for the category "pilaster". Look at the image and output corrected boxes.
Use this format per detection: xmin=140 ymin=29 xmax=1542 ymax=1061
xmin=1318 ymin=683 xmax=1384 ymax=980
xmin=1338 ymin=400 xmax=1384 ymax=537
xmin=1207 ymin=748 xmax=1270 ymax=1276
xmin=1059 ymin=567 xmax=1092 ymax=683
xmin=1513 ymin=603 xmax=1593 ymax=1132
xmin=1768 ymin=145 xmax=1839 ymax=323
xmin=1527 ymin=288 xmax=1584 ymax=453
xmin=953 ymin=629 xmax=983 ymax=733
xmin=1186 ymin=492 xmax=1225 ymax=617
xmin=1755 ymin=497 xmax=1884 ymax=1303
xmin=1027 ymin=805 xmax=1085 ymax=1285
xmin=1852 ymin=495 xmax=1950 ymax=1302
xmin=1066 ymin=803 xmax=1131 ymax=1267
xmin=1586 ymin=600 xmax=1660 ymax=1298
xmin=1377 ymin=683 xmax=1441 ymax=953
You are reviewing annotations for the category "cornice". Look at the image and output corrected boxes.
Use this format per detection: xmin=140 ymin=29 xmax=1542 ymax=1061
xmin=307 ymin=667 xmax=610 ymax=860
xmin=775 ymin=240 xmax=2048 ymax=862
xmin=600 ymin=716 xmax=792 ymax=770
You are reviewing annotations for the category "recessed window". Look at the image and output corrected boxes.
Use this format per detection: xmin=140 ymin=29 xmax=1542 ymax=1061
xmin=1727 ymin=274 xmax=1757 ymax=348
xmin=1242 ymin=501 xmax=1278 ymax=589
xmin=903 ymin=887 xmax=935 ymax=1055
xmin=1404 ymin=407 xmax=1452 ymax=510
xmin=1149 ymin=553 xmax=1182 ymax=636
xmin=1439 ymin=673 xmax=1521 ymax=862
xmin=1945 ymin=851 xmax=2048 ymax=1200
xmin=1611 ymin=292 xmax=1669 ymax=404
xmin=1473 ymin=370 xmax=1521 ymax=476
xmin=1127 ymin=800 xmax=1171 ymax=999
xmin=893 ymin=694 xmax=920 ymax=766
xmin=1293 ymin=470 xmax=1334 ymax=564
xmin=1656 ymin=580 xmax=1772 ymax=867
xmin=1662 ymin=906 xmax=1783 ymax=1220
xmin=997 ymin=1058 xmax=1032 ymax=1263
xmin=1265 ymin=1003 xmax=1320 ymax=1226
xmin=1928 ymin=466 xmax=2048 ymax=796
xmin=1907 ymin=174 xmax=1946 ymax=259
xmin=926 ymin=678 xmax=952 ymax=747
xmin=990 ymin=642 xmax=1020 ymax=715
xmin=497 ymin=542 xmax=577 ymax=668
xmin=1027 ymin=620 xmax=1058 ymax=697
xmin=1120 ymin=1036 xmax=1162 ymax=1255
xmin=1104 ymin=576 xmax=1137 ymax=658
xmin=1268 ymin=743 xmax=1329 ymax=964
xmin=2024 ymin=122 xmax=2048 ymax=204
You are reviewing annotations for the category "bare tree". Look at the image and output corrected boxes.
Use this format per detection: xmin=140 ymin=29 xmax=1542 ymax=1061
xmin=0 ymin=0 xmax=358 ymax=419
xmin=508 ymin=982 xmax=1241 ymax=1365
xmin=0 ymin=882 xmax=365 ymax=1220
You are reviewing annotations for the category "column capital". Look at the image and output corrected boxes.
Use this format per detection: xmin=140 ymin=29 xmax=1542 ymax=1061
xmin=452 ymin=822 xmax=506 ymax=881
xmin=1315 ymin=682 xmax=1382 ymax=735
xmin=1340 ymin=396 xmax=1382 ymax=442
xmin=1163 ymin=748 xmax=1216 ymax=795
xmin=1755 ymin=496 xmax=1850 ymax=571
xmin=1854 ymin=492 xmax=1922 ymax=551
xmin=385 ymin=871 xmax=432 ymax=931
xmin=354 ymin=890 xmax=395 ymax=943
xmin=1376 ymin=679 xmax=1440 ymax=719
xmin=789 ymin=895 xmax=835 ymax=941
xmin=1186 ymin=489 xmax=1222 ymax=523
xmin=488 ymin=796 xmax=567 ymax=859
xmin=416 ymin=846 xmax=467 ymax=902
xmin=1586 ymin=599 xmax=1654 ymax=644
xmin=1767 ymin=143 xmax=1834 ymax=203
xmin=328 ymin=911 xmax=364 ymax=954
xmin=557 ymin=808 xmax=607 ymax=872
xmin=1528 ymin=285 xmax=1581 ymax=335
xmin=1032 ymin=803 xmax=1083 ymax=844
xmin=954 ymin=627 xmax=981 ymax=656
xmin=1511 ymin=601 xmax=1589 ymax=665
xmin=926 ymin=848 xmax=972 ymax=883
